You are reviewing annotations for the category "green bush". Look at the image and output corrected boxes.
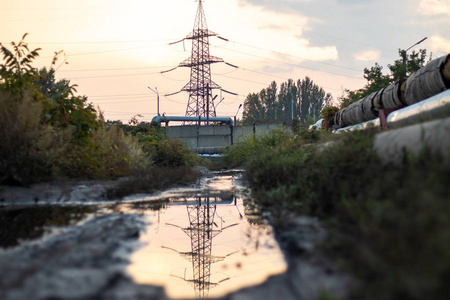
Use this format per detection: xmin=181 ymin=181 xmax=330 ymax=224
xmin=153 ymin=138 xmax=200 ymax=168
xmin=59 ymin=125 xmax=149 ymax=179
xmin=223 ymin=128 xmax=299 ymax=168
xmin=0 ymin=35 xmax=158 ymax=184
xmin=111 ymin=121 xmax=201 ymax=168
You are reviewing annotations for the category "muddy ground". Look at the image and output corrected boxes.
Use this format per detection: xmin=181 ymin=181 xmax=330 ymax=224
xmin=0 ymin=172 xmax=352 ymax=300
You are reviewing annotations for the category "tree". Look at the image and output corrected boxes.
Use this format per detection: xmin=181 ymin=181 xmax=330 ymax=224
xmin=242 ymin=93 xmax=264 ymax=124
xmin=1 ymin=34 xmax=101 ymax=144
xmin=242 ymin=77 xmax=332 ymax=125
xmin=34 ymin=67 xmax=100 ymax=142
xmin=0 ymin=33 xmax=41 ymax=96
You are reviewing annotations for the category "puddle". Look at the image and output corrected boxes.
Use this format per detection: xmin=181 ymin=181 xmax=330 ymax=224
xmin=0 ymin=206 xmax=95 ymax=248
xmin=120 ymin=173 xmax=287 ymax=299
xmin=0 ymin=172 xmax=287 ymax=299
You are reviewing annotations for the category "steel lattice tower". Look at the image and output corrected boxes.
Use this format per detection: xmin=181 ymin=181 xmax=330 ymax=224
xmin=179 ymin=0 xmax=224 ymax=119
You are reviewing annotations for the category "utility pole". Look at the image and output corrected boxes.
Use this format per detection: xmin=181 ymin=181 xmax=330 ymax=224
xmin=206 ymin=84 xmax=210 ymax=125
xmin=148 ymin=86 xmax=160 ymax=116
xmin=402 ymin=37 xmax=427 ymax=71
xmin=234 ymin=104 xmax=242 ymax=125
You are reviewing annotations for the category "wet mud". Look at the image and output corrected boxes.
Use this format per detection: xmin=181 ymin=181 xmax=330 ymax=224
xmin=0 ymin=171 xmax=352 ymax=300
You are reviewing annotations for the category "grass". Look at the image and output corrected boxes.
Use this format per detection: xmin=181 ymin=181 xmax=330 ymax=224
xmin=223 ymin=128 xmax=450 ymax=300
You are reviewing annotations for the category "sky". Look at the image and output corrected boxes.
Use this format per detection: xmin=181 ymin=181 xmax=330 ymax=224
xmin=1 ymin=0 xmax=449 ymax=122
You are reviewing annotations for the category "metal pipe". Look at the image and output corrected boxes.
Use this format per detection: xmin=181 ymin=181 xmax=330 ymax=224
xmin=334 ymin=89 xmax=450 ymax=133
xmin=151 ymin=115 xmax=233 ymax=125
xmin=387 ymin=89 xmax=450 ymax=128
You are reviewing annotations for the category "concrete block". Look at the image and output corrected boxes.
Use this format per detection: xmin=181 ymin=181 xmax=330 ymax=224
xmin=179 ymin=126 xmax=198 ymax=138
xmin=198 ymin=135 xmax=231 ymax=147
xmin=165 ymin=126 xmax=181 ymax=138
xmin=179 ymin=137 xmax=198 ymax=149
xmin=214 ymin=125 xmax=232 ymax=135
xmin=198 ymin=125 xmax=215 ymax=136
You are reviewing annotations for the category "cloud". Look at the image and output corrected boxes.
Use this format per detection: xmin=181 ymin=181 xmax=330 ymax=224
xmin=211 ymin=1 xmax=339 ymax=64
xmin=418 ymin=0 xmax=450 ymax=15
xmin=430 ymin=35 xmax=450 ymax=55
xmin=353 ymin=50 xmax=381 ymax=62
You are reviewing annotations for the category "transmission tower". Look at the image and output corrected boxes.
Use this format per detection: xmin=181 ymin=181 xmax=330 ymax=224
xmin=164 ymin=0 xmax=237 ymax=120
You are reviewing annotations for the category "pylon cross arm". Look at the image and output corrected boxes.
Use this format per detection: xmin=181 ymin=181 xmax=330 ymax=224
xmin=179 ymin=56 xmax=224 ymax=68
xmin=186 ymin=29 xmax=218 ymax=40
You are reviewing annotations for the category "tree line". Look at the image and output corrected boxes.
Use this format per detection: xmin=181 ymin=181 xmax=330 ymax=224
xmin=240 ymin=50 xmax=430 ymax=126
xmin=242 ymin=77 xmax=333 ymax=125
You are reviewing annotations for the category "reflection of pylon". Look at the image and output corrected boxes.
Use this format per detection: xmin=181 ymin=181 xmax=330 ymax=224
xmin=165 ymin=196 xmax=238 ymax=299
xmin=182 ymin=197 xmax=222 ymax=299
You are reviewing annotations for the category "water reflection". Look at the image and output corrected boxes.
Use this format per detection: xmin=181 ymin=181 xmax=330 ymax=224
xmin=0 ymin=206 xmax=95 ymax=248
xmin=126 ymin=175 xmax=287 ymax=299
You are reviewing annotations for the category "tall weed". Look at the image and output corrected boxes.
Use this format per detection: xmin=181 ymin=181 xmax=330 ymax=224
xmin=0 ymin=90 xmax=70 ymax=184
xmin=59 ymin=125 xmax=149 ymax=179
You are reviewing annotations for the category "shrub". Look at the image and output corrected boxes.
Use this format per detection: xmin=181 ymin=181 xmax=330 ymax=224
xmin=223 ymin=128 xmax=298 ymax=168
xmin=0 ymin=90 xmax=71 ymax=185
xmin=232 ymin=127 xmax=450 ymax=299
xmin=153 ymin=138 xmax=200 ymax=168
xmin=112 ymin=121 xmax=200 ymax=168
xmin=320 ymin=106 xmax=339 ymax=130
xmin=59 ymin=124 xmax=149 ymax=179
xmin=0 ymin=35 xmax=154 ymax=184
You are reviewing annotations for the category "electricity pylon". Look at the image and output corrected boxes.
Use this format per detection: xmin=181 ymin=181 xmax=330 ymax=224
xmin=164 ymin=0 xmax=237 ymax=121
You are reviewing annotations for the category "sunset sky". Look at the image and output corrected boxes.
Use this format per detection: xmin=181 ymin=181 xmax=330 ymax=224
xmin=1 ymin=0 xmax=449 ymax=122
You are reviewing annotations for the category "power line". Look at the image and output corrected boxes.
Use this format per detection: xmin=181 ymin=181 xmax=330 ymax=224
xmin=68 ymin=71 xmax=160 ymax=79
xmin=32 ymin=38 xmax=366 ymax=80
xmin=29 ymin=39 xmax=176 ymax=45
xmin=224 ymin=40 xmax=362 ymax=72
xmin=1 ymin=6 xmax=113 ymax=11
xmin=305 ymin=30 xmax=397 ymax=52
xmin=90 ymin=93 xmax=152 ymax=98
xmin=233 ymin=68 xmax=344 ymax=92
xmin=68 ymin=45 xmax=166 ymax=57
xmin=92 ymin=100 xmax=150 ymax=105
xmin=58 ymin=66 xmax=165 ymax=72
xmin=91 ymin=97 xmax=152 ymax=103
xmin=215 ymin=44 xmax=363 ymax=80
xmin=38 ymin=44 xmax=168 ymax=59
